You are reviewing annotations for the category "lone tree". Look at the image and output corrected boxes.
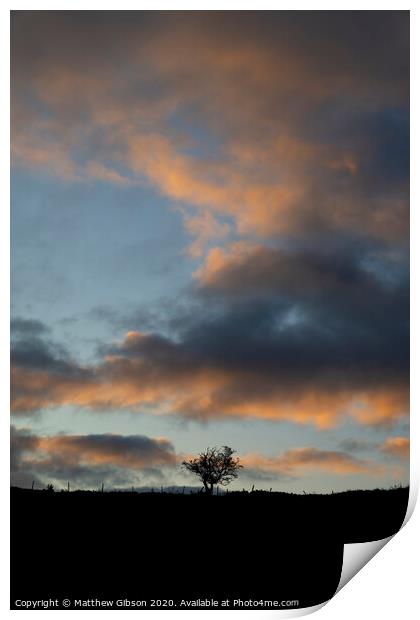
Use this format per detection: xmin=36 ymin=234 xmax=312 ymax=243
xmin=182 ymin=446 xmax=242 ymax=495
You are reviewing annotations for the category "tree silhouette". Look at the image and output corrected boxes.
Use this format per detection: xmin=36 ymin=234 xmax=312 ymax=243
xmin=182 ymin=446 xmax=242 ymax=494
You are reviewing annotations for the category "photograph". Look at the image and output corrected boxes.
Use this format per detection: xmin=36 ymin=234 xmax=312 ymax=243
xmin=10 ymin=10 xmax=410 ymax=610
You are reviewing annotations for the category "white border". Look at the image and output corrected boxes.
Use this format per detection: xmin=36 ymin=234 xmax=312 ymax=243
xmin=2 ymin=3 xmax=417 ymax=619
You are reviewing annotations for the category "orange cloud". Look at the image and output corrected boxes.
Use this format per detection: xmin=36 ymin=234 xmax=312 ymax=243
xmin=194 ymin=242 xmax=256 ymax=286
xmin=183 ymin=211 xmax=231 ymax=258
xmin=243 ymin=448 xmax=386 ymax=477
xmin=380 ymin=437 xmax=410 ymax=460
xmin=10 ymin=425 xmax=178 ymax=488
xmin=36 ymin=434 xmax=176 ymax=469
xmin=11 ymin=330 xmax=408 ymax=429
xmin=11 ymin=12 xmax=408 ymax=247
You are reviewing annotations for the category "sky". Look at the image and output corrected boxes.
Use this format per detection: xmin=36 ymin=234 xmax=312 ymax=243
xmin=10 ymin=10 xmax=409 ymax=493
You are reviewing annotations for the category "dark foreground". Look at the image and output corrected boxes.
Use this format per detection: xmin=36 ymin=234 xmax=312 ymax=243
xmin=11 ymin=486 xmax=409 ymax=610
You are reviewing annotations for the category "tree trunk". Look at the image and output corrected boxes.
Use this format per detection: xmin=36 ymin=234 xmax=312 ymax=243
xmin=203 ymin=481 xmax=213 ymax=494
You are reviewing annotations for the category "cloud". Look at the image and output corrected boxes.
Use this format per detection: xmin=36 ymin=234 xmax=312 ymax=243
xmin=379 ymin=436 xmax=410 ymax=460
xmin=11 ymin=295 xmax=408 ymax=428
xmin=11 ymin=11 xmax=409 ymax=248
xmin=11 ymin=326 xmax=87 ymax=376
xmin=11 ymin=317 xmax=51 ymax=337
xmin=243 ymin=448 xmax=386 ymax=477
xmin=84 ymin=161 xmax=135 ymax=186
xmin=183 ymin=210 xmax=231 ymax=258
xmin=10 ymin=425 xmax=177 ymax=489
xmin=10 ymin=13 xmax=409 ymax=432
xmin=10 ymin=425 xmax=42 ymax=488
xmin=194 ymin=241 xmax=403 ymax=296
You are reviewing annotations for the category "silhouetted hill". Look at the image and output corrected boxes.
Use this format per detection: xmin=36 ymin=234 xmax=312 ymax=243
xmin=10 ymin=485 xmax=409 ymax=610
xmin=11 ymin=485 xmax=409 ymax=542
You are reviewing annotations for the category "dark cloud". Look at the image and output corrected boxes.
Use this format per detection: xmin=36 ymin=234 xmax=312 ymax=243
xmin=11 ymin=11 xmax=409 ymax=102
xmin=10 ymin=426 xmax=177 ymax=489
xmin=10 ymin=265 xmax=408 ymax=427
xmin=10 ymin=426 xmax=42 ymax=488
xmin=194 ymin=241 xmax=408 ymax=365
xmin=10 ymin=234 xmax=408 ymax=427
xmin=11 ymin=317 xmax=50 ymax=337
xmin=10 ymin=318 xmax=96 ymax=411
xmin=11 ymin=337 xmax=80 ymax=375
